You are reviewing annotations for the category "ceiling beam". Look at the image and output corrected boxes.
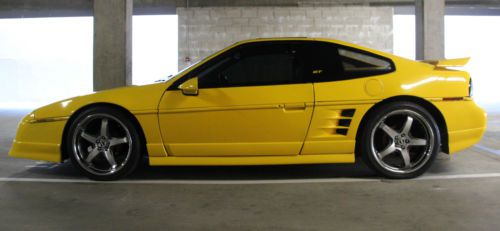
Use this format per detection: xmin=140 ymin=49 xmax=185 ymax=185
xmin=2 ymin=0 xmax=500 ymax=18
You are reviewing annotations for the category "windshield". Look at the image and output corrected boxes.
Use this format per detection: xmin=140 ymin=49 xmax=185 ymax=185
xmin=177 ymin=59 xmax=204 ymax=76
xmin=154 ymin=59 xmax=203 ymax=83
xmin=156 ymin=45 xmax=233 ymax=83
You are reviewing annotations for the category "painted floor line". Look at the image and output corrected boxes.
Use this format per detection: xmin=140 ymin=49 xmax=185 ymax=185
xmin=474 ymin=144 xmax=500 ymax=156
xmin=0 ymin=173 xmax=500 ymax=185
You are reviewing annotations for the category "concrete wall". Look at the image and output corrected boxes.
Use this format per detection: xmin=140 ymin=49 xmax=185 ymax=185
xmin=178 ymin=6 xmax=393 ymax=69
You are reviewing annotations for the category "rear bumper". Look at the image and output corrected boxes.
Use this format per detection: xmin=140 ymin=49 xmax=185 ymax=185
xmin=448 ymin=127 xmax=485 ymax=154
xmin=8 ymin=114 xmax=66 ymax=162
xmin=432 ymin=99 xmax=487 ymax=154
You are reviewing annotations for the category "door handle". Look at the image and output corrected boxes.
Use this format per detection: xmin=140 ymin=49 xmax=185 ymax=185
xmin=283 ymin=103 xmax=306 ymax=111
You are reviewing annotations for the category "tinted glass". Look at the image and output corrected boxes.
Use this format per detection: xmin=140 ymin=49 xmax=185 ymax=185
xmin=338 ymin=47 xmax=394 ymax=77
xmin=301 ymin=42 xmax=342 ymax=82
xmin=198 ymin=44 xmax=302 ymax=88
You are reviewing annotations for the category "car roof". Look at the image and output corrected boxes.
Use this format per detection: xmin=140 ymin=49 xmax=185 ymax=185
xmin=232 ymin=37 xmax=396 ymax=59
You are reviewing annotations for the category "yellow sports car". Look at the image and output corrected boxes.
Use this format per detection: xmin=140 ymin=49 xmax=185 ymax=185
xmin=9 ymin=38 xmax=486 ymax=180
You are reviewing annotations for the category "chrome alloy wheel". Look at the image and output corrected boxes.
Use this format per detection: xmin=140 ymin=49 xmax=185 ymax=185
xmin=370 ymin=109 xmax=435 ymax=174
xmin=72 ymin=114 xmax=133 ymax=176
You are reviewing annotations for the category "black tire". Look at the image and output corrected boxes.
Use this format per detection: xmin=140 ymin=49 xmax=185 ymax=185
xmin=66 ymin=106 xmax=142 ymax=181
xmin=360 ymin=101 xmax=440 ymax=179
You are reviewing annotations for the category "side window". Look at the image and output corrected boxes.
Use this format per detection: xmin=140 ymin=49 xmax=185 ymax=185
xmin=198 ymin=44 xmax=302 ymax=88
xmin=338 ymin=47 xmax=394 ymax=78
xmin=301 ymin=42 xmax=342 ymax=82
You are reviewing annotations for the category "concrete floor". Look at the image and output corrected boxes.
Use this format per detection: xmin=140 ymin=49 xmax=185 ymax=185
xmin=1 ymin=109 xmax=500 ymax=230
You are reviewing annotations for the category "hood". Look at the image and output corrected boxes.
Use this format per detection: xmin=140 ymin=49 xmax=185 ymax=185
xmin=32 ymin=83 xmax=168 ymax=119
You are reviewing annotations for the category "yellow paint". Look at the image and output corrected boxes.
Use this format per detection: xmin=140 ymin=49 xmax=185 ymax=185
xmin=9 ymin=37 xmax=486 ymax=166
xmin=430 ymin=99 xmax=487 ymax=154
xmin=9 ymin=114 xmax=65 ymax=162
xmin=10 ymin=83 xmax=169 ymax=161
xmin=149 ymin=154 xmax=355 ymax=166
xmin=178 ymin=77 xmax=199 ymax=95
xmin=302 ymin=103 xmax=373 ymax=155
xmin=158 ymin=83 xmax=314 ymax=156
xmin=364 ymin=79 xmax=384 ymax=96
xmin=423 ymin=57 xmax=470 ymax=68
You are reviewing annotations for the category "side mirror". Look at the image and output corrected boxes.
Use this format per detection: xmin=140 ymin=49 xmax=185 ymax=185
xmin=178 ymin=77 xmax=199 ymax=96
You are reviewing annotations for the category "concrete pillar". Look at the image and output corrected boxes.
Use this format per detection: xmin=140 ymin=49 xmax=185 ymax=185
xmin=415 ymin=0 xmax=445 ymax=60
xmin=93 ymin=0 xmax=132 ymax=91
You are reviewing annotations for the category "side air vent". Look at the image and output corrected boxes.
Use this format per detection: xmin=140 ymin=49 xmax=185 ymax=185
xmin=336 ymin=128 xmax=348 ymax=135
xmin=335 ymin=109 xmax=356 ymax=136
xmin=338 ymin=119 xmax=351 ymax=127
xmin=341 ymin=109 xmax=355 ymax=117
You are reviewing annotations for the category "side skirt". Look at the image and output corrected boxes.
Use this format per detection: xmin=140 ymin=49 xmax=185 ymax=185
xmin=149 ymin=153 xmax=355 ymax=166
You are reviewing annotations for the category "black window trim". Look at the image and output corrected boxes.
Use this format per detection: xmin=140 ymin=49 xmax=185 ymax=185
xmin=167 ymin=40 xmax=397 ymax=90
xmin=168 ymin=40 xmax=313 ymax=91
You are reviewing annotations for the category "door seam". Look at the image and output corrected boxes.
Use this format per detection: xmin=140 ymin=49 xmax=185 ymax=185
xmin=298 ymin=83 xmax=316 ymax=155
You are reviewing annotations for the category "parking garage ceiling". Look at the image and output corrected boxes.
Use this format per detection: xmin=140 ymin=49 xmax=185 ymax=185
xmin=1 ymin=0 xmax=500 ymax=18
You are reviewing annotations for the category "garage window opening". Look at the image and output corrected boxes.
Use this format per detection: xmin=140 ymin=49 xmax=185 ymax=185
xmin=0 ymin=15 xmax=178 ymax=109
xmin=0 ymin=17 xmax=93 ymax=109
xmin=132 ymin=15 xmax=178 ymax=85
xmin=394 ymin=14 xmax=500 ymax=110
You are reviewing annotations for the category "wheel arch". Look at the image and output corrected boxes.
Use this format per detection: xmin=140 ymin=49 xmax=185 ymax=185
xmin=355 ymin=95 xmax=449 ymax=158
xmin=60 ymin=103 xmax=149 ymax=162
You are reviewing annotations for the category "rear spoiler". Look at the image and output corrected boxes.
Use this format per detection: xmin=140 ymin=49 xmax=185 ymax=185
xmin=421 ymin=57 xmax=470 ymax=68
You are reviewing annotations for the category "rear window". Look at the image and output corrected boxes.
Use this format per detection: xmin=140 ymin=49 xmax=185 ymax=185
xmin=338 ymin=47 xmax=394 ymax=78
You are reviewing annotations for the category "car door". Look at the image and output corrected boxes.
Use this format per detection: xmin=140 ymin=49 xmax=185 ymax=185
xmin=300 ymin=41 xmax=396 ymax=155
xmin=158 ymin=42 xmax=314 ymax=156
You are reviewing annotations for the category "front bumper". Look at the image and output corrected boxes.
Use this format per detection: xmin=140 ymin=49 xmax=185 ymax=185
xmin=8 ymin=114 xmax=67 ymax=162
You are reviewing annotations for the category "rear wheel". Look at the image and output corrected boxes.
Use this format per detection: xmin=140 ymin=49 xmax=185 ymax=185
xmin=66 ymin=107 xmax=142 ymax=181
xmin=361 ymin=102 xmax=440 ymax=179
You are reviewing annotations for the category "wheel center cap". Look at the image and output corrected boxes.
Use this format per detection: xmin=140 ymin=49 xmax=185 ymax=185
xmin=395 ymin=134 xmax=410 ymax=149
xmin=96 ymin=136 xmax=110 ymax=150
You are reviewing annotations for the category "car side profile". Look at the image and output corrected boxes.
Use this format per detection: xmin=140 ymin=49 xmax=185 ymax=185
xmin=9 ymin=38 xmax=487 ymax=180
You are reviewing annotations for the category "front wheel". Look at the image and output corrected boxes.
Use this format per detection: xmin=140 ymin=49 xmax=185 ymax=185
xmin=361 ymin=102 xmax=441 ymax=179
xmin=66 ymin=107 xmax=142 ymax=181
